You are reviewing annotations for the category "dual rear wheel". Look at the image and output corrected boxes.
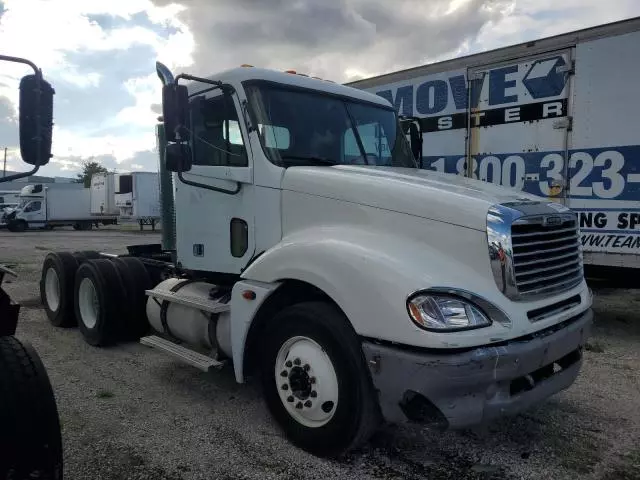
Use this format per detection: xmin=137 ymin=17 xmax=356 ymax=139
xmin=40 ymin=252 xmax=151 ymax=345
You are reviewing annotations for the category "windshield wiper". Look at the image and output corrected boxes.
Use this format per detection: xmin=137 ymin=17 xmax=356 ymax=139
xmin=280 ymin=155 xmax=338 ymax=166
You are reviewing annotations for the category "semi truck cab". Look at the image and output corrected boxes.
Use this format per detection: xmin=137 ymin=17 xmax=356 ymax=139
xmin=40 ymin=63 xmax=593 ymax=457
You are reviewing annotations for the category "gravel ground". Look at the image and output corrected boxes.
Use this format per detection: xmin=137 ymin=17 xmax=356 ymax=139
xmin=1 ymin=228 xmax=638 ymax=480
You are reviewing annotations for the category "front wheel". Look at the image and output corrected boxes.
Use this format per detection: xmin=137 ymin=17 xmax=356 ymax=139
xmin=260 ymin=302 xmax=380 ymax=457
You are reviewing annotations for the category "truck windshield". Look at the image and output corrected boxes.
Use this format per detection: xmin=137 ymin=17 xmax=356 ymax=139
xmin=244 ymin=83 xmax=416 ymax=168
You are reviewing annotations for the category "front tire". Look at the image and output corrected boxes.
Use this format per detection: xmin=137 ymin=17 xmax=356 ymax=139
xmin=260 ymin=302 xmax=380 ymax=457
xmin=0 ymin=336 xmax=63 ymax=479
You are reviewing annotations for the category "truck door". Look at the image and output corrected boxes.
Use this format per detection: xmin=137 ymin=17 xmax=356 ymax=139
xmin=175 ymin=89 xmax=255 ymax=275
xmin=22 ymin=200 xmax=44 ymax=223
xmin=465 ymin=49 xmax=574 ymax=203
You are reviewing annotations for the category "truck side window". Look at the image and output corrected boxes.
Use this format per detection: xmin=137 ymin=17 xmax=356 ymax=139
xmin=25 ymin=201 xmax=41 ymax=212
xmin=191 ymin=94 xmax=248 ymax=168
xmin=343 ymin=123 xmax=392 ymax=165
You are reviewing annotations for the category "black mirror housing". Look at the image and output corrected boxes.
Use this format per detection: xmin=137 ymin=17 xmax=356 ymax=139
xmin=19 ymin=74 xmax=54 ymax=166
xmin=165 ymin=143 xmax=192 ymax=173
xmin=162 ymin=84 xmax=189 ymax=143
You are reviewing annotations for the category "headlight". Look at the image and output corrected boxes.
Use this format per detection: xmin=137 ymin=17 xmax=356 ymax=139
xmin=407 ymin=293 xmax=492 ymax=331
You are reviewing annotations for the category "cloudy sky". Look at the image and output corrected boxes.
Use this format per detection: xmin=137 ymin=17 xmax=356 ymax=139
xmin=0 ymin=0 xmax=639 ymax=178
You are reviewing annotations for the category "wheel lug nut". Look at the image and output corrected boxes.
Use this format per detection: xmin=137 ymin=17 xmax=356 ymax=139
xmin=310 ymin=377 xmax=316 ymax=384
xmin=285 ymin=361 xmax=292 ymax=368
xmin=303 ymin=364 xmax=310 ymax=371
xmin=280 ymin=370 xmax=288 ymax=377
xmin=295 ymin=402 xmax=303 ymax=409
xmin=293 ymin=358 xmax=301 ymax=366
xmin=304 ymin=400 xmax=312 ymax=408
xmin=281 ymin=384 xmax=289 ymax=391
xmin=310 ymin=391 xmax=317 ymax=398
xmin=287 ymin=396 xmax=294 ymax=403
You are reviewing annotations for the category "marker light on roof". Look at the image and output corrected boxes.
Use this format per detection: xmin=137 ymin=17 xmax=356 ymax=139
xmin=284 ymin=69 xmax=297 ymax=74
xmin=241 ymin=64 xmax=254 ymax=67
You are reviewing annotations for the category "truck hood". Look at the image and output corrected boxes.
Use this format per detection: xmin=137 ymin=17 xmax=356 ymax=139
xmin=282 ymin=166 xmax=543 ymax=231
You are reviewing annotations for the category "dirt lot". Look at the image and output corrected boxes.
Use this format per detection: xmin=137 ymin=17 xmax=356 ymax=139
xmin=1 ymin=228 xmax=638 ymax=480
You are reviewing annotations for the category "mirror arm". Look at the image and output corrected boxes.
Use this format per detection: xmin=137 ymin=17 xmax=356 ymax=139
xmin=0 ymin=55 xmax=39 ymax=75
xmin=177 ymin=171 xmax=242 ymax=195
xmin=0 ymin=165 xmax=40 ymax=182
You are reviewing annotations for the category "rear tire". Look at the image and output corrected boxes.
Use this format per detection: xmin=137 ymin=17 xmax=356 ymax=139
xmin=40 ymin=252 xmax=80 ymax=328
xmin=260 ymin=302 xmax=380 ymax=457
xmin=111 ymin=258 xmax=151 ymax=340
xmin=75 ymin=260 xmax=123 ymax=346
xmin=0 ymin=336 xmax=63 ymax=479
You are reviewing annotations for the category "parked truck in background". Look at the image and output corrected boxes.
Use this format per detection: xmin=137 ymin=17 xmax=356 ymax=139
xmin=4 ymin=183 xmax=118 ymax=231
xmin=348 ymin=16 xmax=640 ymax=275
xmin=115 ymin=171 xmax=161 ymax=230
xmin=40 ymin=61 xmax=592 ymax=457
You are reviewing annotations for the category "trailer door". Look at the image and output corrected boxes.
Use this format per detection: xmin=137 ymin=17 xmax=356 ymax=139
xmin=465 ymin=49 xmax=574 ymax=203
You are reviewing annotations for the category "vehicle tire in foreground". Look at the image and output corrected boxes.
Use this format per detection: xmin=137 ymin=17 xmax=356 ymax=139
xmin=40 ymin=251 xmax=80 ymax=328
xmin=0 ymin=336 xmax=63 ymax=479
xmin=111 ymin=257 xmax=152 ymax=340
xmin=75 ymin=259 xmax=124 ymax=346
xmin=260 ymin=302 xmax=380 ymax=457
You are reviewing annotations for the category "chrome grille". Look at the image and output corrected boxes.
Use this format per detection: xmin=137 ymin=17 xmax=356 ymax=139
xmin=511 ymin=217 xmax=583 ymax=296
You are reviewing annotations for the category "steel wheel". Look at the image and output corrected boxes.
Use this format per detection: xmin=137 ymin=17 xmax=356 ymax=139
xmin=275 ymin=335 xmax=339 ymax=428
xmin=43 ymin=267 xmax=60 ymax=313
xmin=77 ymin=277 xmax=99 ymax=329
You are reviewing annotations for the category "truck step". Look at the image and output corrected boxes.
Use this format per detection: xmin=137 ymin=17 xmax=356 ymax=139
xmin=145 ymin=288 xmax=230 ymax=314
xmin=140 ymin=335 xmax=225 ymax=372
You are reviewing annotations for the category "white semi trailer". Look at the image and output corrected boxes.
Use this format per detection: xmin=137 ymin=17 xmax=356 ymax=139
xmin=347 ymin=16 xmax=640 ymax=274
xmin=115 ymin=172 xmax=161 ymax=230
xmin=40 ymin=62 xmax=592 ymax=456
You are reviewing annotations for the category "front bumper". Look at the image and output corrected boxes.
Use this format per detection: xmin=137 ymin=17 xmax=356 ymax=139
xmin=362 ymin=308 xmax=593 ymax=429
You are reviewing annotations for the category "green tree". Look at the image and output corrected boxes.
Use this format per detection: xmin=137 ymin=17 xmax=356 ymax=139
xmin=75 ymin=160 xmax=108 ymax=188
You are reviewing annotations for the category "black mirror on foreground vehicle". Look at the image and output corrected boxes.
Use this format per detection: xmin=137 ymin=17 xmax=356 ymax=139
xmin=162 ymin=83 xmax=189 ymax=143
xmin=19 ymin=74 xmax=54 ymax=166
xmin=0 ymin=55 xmax=54 ymax=183
xmin=165 ymin=142 xmax=193 ymax=173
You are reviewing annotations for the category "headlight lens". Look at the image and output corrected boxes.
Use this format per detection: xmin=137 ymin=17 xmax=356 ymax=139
xmin=407 ymin=294 xmax=492 ymax=331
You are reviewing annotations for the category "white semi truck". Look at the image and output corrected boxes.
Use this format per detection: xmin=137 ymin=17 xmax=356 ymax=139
xmin=40 ymin=62 xmax=593 ymax=456
xmin=5 ymin=183 xmax=118 ymax=231
xmin=348 ymin=16 xmax=640 ymax=274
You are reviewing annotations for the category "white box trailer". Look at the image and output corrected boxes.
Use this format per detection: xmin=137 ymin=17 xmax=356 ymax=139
xmin=348 ymin=16 xmax=640 ymax=271
xmin=115 ymin=172 xmax=160 ymax=230
xmin=90 ymin=173 xmax=118 ymax=216
xmin=4 ymin=184 xmax=118 ymax=231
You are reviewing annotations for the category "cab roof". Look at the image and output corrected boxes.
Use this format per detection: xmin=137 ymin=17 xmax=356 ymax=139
xmin=185 ymin=67 xmax=392 ymax=108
